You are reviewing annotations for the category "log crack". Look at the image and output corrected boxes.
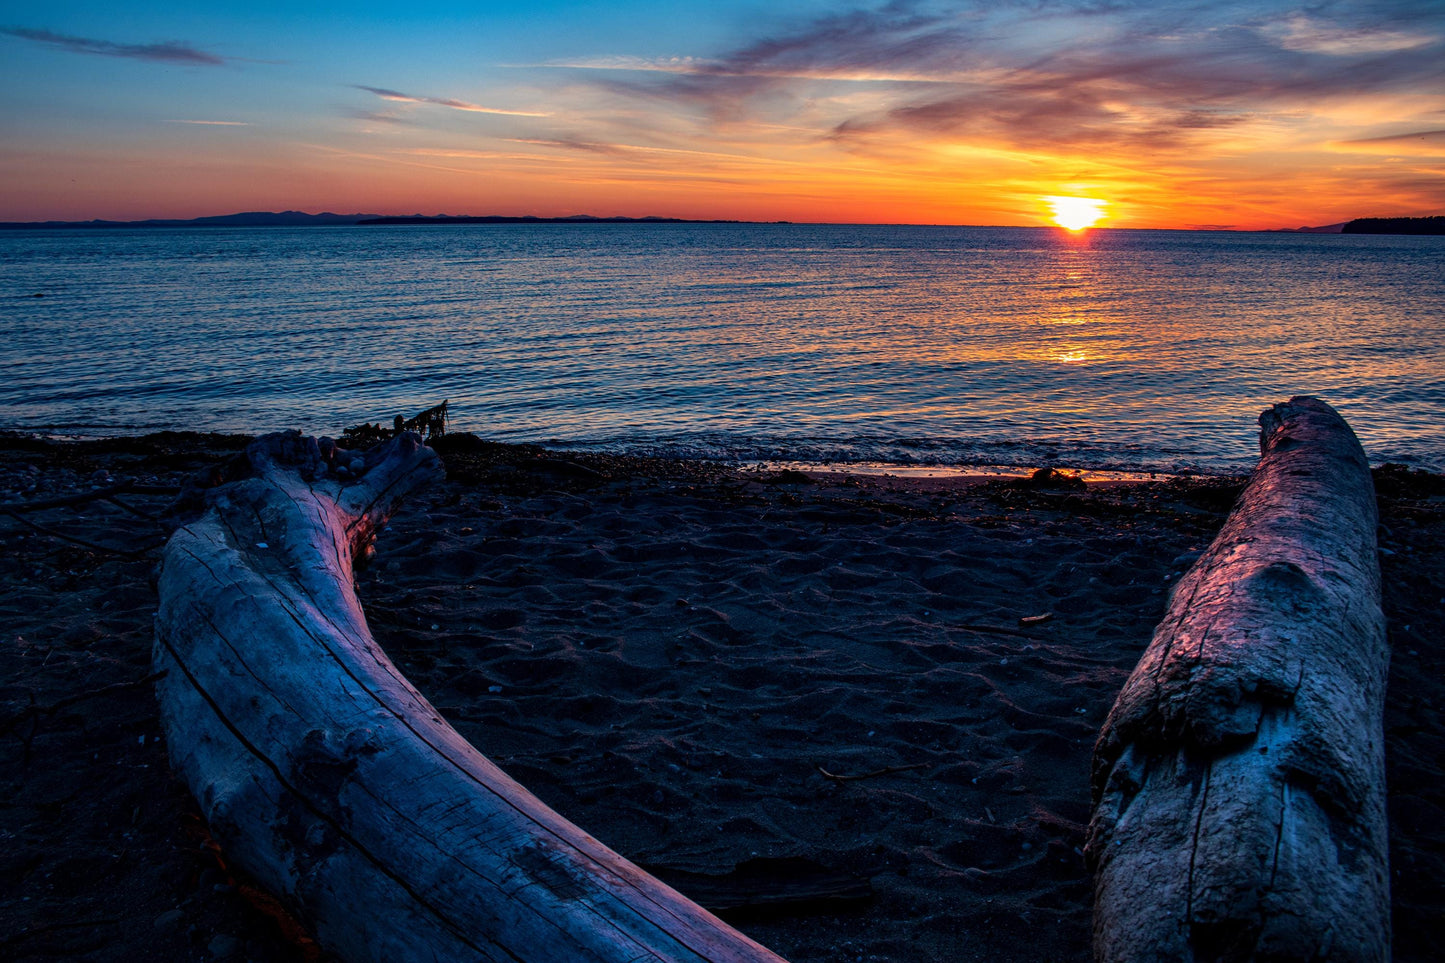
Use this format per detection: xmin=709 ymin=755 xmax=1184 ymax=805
xmin=1088 ymin=398 xmax=1389 ymax=963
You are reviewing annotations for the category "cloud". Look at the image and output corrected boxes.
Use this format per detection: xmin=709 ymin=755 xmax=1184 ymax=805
xmin=353 ymin=85 xmax=550 ymax=118
xmin=551 ymin=1 xmax=1443 ymax=162
xmin=1333 ymin=128 xmax=1445 ymax=155
xmin=535 ymin=55 xmax=718 ymax=75
xmin=1340 ymin=128 xmax=1445 ymax=146
xmin=1262 ymin=15 xmax=1436 ymax=55
xmin=713 ymin=3 xmax=984 ymax=80
xmin=2 ymin=27 xmax=226 ymax=65
xmin=542 ymin=54 xmax=977 ymax=84
xmin=405 ymin=148 xmax=533 ymax=159
xmin=348 ymin=109 xmax=419 ymax=127
xmin=571 ymin=4 xmax=991 ymax=94
xmin=542 ymin=6 xmax=991 ymax=84
xmin=506 ymin=137 xmax=627 ymax=155
xmin=166 ymin=119 xmax=250 ymax=126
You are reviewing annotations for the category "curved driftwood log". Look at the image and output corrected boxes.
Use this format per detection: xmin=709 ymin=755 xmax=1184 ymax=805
xmin=154 ymin=431 xmax=786 ymax=963
xmin=1087 ymin=397 xmax=1390 ymax=962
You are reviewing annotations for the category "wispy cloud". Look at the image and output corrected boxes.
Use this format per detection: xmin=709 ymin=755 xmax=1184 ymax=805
xmin=1262 ymin=15 xmax=1436 ymax=55
xmin=166 ymin=119 xmax=250 ymax=126
xmin=1334 ymin=128 xmax=1445 ymax=154
xmin=353 ymin=85 xmax=550 ymax=118
xmin=537 ymin=55 xmax=717 ymax=75
xmin=572 ymin=1 xmax=1443 ymax=159
xmin=506 ymin=137 xmax=627 ymax=155
xmin=2 ymin=27 xmax=226 ymax=65
xmin=1343 ymin=128 xmax=1445 ymax=145
xmin=349 ymin=109 xmax=419 ymax=127
xmin=535 ymin=53 xmax=958 ymax=84
xmin=404 ymin=148 xmax=537 ymax=160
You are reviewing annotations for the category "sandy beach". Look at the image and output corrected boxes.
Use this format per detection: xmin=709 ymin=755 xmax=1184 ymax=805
xmin=2 ymin=431 xmax=1442 ymax=962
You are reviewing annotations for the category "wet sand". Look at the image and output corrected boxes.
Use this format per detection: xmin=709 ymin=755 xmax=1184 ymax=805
xmin=2 ymin=432 xmax=1442 ymax=962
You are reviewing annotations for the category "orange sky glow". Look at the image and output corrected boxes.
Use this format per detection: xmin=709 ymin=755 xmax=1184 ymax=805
xmin=2 ymin=3 xmax=1442 ymax=229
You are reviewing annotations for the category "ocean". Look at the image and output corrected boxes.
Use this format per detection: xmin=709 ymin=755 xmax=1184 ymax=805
xmin=2 ymin=223 xmax=1442 ymax=474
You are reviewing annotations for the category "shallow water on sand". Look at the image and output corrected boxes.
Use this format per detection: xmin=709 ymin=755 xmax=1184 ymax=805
xmin=2 ymin=224 xmax=1442 ymax=472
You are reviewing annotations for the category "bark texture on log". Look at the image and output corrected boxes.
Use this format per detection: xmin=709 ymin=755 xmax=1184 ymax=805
xmin=153 ymin=431 xmax=786 ymax=963
xmin=1087 ymin=398 xmax=1390 ymax=962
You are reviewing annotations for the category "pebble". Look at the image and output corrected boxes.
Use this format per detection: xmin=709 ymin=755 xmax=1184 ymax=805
xmin=153 ymin=909 xmax=184 ymax=929
xmin=208 ymin=933 xmax=241 ymax=958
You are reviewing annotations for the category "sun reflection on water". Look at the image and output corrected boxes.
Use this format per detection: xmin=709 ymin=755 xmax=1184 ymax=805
xmin=3 ymin=225 xmax=1442 ymax=472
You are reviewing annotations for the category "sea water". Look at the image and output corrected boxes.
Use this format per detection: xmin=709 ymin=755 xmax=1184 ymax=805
xmin=1 ymin=223 xmax=1442 ymax=473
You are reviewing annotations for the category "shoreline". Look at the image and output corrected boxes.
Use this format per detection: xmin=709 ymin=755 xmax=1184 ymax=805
xmin=2 ymin=431 xmax=1441 ymax=961
xmin=6 ymin=427 xmax=1440 ymax=481
xmin=754 ymin=462 xmax=1188 ymax=486
xmin=0 ymin=428 xmax=1272 ymax=484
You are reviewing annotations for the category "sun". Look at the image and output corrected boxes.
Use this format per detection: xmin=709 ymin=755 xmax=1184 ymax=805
xmin=1046 ymin=196 xmax=1107 ymax=231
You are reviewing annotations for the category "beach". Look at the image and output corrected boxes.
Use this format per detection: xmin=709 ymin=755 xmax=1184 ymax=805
xmin=2 ymin=432 xmax=1442 ymax=962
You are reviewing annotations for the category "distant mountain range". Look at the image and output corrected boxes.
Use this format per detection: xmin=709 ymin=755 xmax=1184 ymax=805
xmin=0 ymin=211 xmax=755 ymax=229
xmin=356 ymin=214 xmax=750 ymax=225
xmin=0 ymin=210 xmax=382 ymax=229
xmin=1278 ymin=216 xmax=1445 ymax=235
xmin=1274 ymin=222 xmax=1347 ymax=233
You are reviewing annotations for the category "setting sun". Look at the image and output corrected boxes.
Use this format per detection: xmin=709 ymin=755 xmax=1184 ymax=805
xmin=1047 ymin=196 xmax=1107 ymax=231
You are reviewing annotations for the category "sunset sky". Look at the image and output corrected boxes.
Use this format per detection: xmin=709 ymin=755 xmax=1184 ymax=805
xmin=2 ymin=1 xmax=1442 ymax=228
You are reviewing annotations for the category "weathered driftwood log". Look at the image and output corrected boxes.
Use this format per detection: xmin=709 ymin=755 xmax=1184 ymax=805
xmin=1087 ymin=397 xmax=1390 ymax=962
xmin=154 ymin=431 xmax=786 ymax=963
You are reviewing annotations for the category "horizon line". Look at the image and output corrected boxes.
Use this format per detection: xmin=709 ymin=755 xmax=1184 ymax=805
xmin=0 ymin=208 xmax=1389 ymax=234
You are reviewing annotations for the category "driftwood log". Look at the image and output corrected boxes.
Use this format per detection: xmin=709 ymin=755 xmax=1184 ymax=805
xmin=1087 ymin=398 xmax=1390 ymax=961
xmin=153 ymin=431 xmax=786 ymax=963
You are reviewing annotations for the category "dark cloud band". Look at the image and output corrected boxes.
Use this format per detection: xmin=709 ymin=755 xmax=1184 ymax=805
xmin=2 ymin=27 xmax=225 ymax=65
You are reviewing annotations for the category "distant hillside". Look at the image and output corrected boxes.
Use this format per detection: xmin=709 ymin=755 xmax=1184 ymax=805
xmin=1341 ymin=216 xmax=1445 ymax=235
xmin=356 ymin=214 xmax=745 ymax=225
xmin=0 ymin=210 xmax=770 ymax=229
xmin=1275 ymin=222 xmax=1346 ymax=234
xmin=0 ymin=211 xmax=381 ymax=229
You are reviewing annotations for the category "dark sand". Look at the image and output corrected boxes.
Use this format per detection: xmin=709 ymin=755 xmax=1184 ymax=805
xmin=2 ymin=432 xmax=1441 ymax=962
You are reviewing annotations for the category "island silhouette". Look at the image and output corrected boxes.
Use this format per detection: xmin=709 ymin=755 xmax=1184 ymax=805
xmin=1341 ymin=216 xmax=1445 ymax=235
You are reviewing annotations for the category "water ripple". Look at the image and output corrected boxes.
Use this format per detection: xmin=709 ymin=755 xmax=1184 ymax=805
xmin=1 ymin=224 xmax=1441 ymax=472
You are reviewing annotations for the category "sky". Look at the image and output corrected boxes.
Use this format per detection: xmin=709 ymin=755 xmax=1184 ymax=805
xmin=1 ymin=0 xmax=1442 ymax=228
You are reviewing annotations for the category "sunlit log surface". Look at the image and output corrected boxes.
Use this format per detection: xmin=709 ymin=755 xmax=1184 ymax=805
xmin=154 ymin=431 xmax=787 ymax=963
xmin=1087 ymin=397 xmax=1390 ymax=962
